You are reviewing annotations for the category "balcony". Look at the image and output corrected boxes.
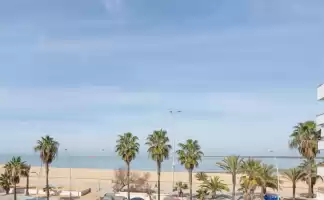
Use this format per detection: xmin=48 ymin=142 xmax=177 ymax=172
xmin=317 ymin=113 xmax=324 ymax=127
xmin=318 ymin=164 xmax=324 ymax=176
xmin=319 ymin=140 xmax=324 ymax=150
xmin=318 ymin=84 xmax=324 ymax=100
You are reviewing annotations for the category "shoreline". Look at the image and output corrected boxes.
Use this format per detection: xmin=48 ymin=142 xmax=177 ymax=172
xmin=0 ymin=154 xmax=311 ymax=172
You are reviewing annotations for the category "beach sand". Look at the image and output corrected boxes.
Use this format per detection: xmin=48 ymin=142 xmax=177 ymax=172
xmin=0 ymin=165 xmax=321 ymax=200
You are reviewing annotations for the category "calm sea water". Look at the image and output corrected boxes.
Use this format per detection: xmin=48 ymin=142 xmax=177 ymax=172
xmin=0 ymin=154 xmax=314 ymax=172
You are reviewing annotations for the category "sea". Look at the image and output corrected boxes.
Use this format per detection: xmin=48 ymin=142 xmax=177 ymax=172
xmin=0 ymin=153 xmax=321 ymax=172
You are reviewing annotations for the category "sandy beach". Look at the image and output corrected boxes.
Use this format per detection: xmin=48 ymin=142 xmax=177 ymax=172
xmin=0 ymin=165 xmax=322 ymax=199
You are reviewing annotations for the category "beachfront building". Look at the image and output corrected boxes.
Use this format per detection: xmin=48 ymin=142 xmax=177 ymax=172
xmin=317 ymin=84 xmax=324 ymax=200
xmin=317 ymin=84 xmax=324 ymax=176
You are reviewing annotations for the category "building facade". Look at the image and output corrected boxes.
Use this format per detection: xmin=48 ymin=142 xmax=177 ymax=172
xmin=317 ymin=84 xmax=324 ymax=176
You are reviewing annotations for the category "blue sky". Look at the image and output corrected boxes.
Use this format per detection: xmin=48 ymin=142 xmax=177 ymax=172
xmin=0 ymin=0 xmax=324 ymax=155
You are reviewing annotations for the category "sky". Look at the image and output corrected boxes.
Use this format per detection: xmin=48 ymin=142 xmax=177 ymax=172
xmin=0 ymin=0 xmax=324 ymax=155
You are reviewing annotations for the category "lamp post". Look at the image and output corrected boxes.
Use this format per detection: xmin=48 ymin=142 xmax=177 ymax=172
xmin=268 ymin=149 xmax=280 ymax=197
xmin=65 ymin=149 xmax=72 ymax=200
xmin=169 ymin=110 xmax=181 ymax=190
xmin=31 ymin=172 xmax=39 ymax=200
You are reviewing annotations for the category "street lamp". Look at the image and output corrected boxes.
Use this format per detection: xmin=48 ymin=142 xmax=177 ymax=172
xmin=65 ymin=149 xmax=72 ymax=200
xmin=169 ymin=110 xmax=182 ymax=190
xmin=268 ymin=149 xmax=280 ymax=197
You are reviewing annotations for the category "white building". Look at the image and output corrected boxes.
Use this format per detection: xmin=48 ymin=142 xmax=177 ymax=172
xmin=317 ymin=84 xmax=324 ymax=176
xmin=317 ymin=84 xmax=324 ymax=200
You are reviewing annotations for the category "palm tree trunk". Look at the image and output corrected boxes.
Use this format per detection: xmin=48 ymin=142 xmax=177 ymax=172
xmin=14 ymin=183 xmax=17 ymax=200
xmin=232 ymin=174 xmax=236 ymax=200
xmin=292 ymin=184 xmax=296 ymax=200
xmin=308 ymin=160 xmax=312 ymax=198
xmin=189 ymin=168 xmax=193 ymax=200
xmin=26 ymin=174 xmax=29 ymax=195
xmin=127 ymin=162 xmax=130 ymax=200
xmin=157 ymin=161 xmax=161 ymax=200
xmin=46 ymin=162 xmax=50 ymax=200
xmin=243 ymin=193 xmax=248 ymax=200
xmin=250 ymin=189 xmax=255 ymax=200
xmin=261 ymin=187 xmax=266 ymax=199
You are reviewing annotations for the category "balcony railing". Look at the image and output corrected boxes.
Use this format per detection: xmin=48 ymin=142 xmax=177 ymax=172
xmin=317 ymin=113 xmax=324 ymax=126
xmin=318 ymin=84 xmax=324 ymax=100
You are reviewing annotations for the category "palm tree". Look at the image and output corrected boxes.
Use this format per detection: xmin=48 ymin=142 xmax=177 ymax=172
xmin=115 ymin=132 xmax=140 ymax=200
xmin=176 ymin=139 xmax=204 ymax=200
xmin=239 ymin=158 xmax=262 ymax=200
xmin=201 ymin=176 xmax=229 ymax=199
xmin=216 ymin=155 xmax=243 ymax=200
xmin=289 ymin=121 xmax=321 ymax=198
xmin=299 ymin=159 xmax=323 ymax=195
xmin=195 ymin=172 xmax=208 ymax=182
xmin=196 ymin=188 xmax=209 ymax=200
xmin=258 ymin=164 xmax=278 ymax=197
xmin=4 ymin=156 xmax=26 ymax=200
xmin=0 ymin=172 xmax=11 ymax=195
xmin=34 ymin=135 xmax=59 ymax=200
xmin=173 ymin=181 xmax=188 ymax=197
xmin=238 ymin=178 xmax=255 ymax=200
xmin=282 ymin=168 xmax=304 ymax=200
xmin=21 ymin=164 xmax=31 ymax=195
xmin=145 ymin=129 xmax=172 ymax=200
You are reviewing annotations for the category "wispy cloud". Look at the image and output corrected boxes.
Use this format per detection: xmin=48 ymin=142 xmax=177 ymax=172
xmin=0 ymin=86 xmax=159 ymax=110
xmin=0 ymin=86 xmax=317 ymax=119
xmin=0 ymin=85 xmax=318 ymax=153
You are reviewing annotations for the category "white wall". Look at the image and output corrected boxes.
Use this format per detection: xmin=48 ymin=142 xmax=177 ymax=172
xmin=9 ymin=188 xmax=89 ymax=197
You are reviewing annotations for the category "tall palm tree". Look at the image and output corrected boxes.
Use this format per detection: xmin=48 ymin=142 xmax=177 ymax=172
xmin=282 ymin=168 xmax=304 ymax=200
xmin=195 ymin=172 xmax=208 ymax=182
xmin=0 ymin=172 xmax=11 ymax=195
xmin=258 ymin=164 xmax=278 ymax=197
xmin=4 ymin=156 xmax=26 ymax=200
xmin=299 ymin=159 xmax=323 ymax=195
xmin=289 ymin=121 xmax=321 ymax=198
xmin=216 ymin=155 xmax=243 ymax=200
xmin=21 ymin=164 xmax=31 ymax=195
xmin=34 ymin=135 xmax=59 ymax=200
xmin=201 ymin=176 xmax=229 ymax=199
xmin=145 ymin=129 xmax=172 ymax=200
xmin=115 ymin=132 xmax=140 ymax=200
xmin=176 ymin=139 xmax=204 ymax=200
xmin=239 ymin=158 xmax=262 ymax=200
xmin=173 ymin=181 xmax=188 ymax=197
